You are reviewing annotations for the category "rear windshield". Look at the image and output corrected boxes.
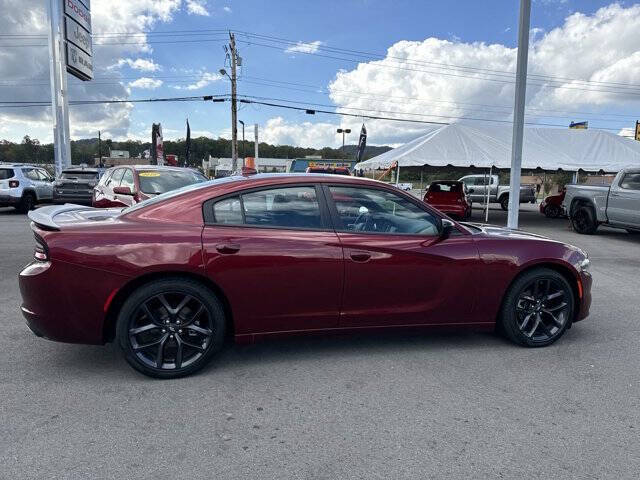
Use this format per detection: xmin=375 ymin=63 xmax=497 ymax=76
xmin=429 ymin=183 xmax=462 ymax=193
xmin=138 ymin=169 xmax=207 ymax=194
xmin=0 ymin=168 xmax=15 ymax=180
xmin=60 ymin=171 xmax=98 ymax=180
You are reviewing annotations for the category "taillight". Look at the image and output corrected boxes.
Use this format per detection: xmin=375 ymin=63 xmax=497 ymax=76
xmin=33 ymin=233 xmax=49 ymax=262
xmin=9 ymin=180 xmax=19 ymax=188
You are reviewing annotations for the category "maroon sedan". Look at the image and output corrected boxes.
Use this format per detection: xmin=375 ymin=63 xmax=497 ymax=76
xmin=93 ymin=165 xmax=207 ymax=208
xmin=20 ymin=174 xmax=592 ymax=378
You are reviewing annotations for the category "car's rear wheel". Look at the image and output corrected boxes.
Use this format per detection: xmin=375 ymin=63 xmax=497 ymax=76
xmin=544 ymin=204 xmax=560 ymax=218
xmin=116 ymin=278 xmax=226 ymax=379
xmin=499 ymin=268 xmax=574 ymax=347
xmin=500 ymin=195 xmax=509 ymax=211
xmin=17 ymin=192 xmax=35 ymax=213
xmin=571 ymin=206 xmax=598 ymax=234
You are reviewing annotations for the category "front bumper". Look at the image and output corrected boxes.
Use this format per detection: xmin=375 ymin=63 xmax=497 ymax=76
xmin=576 ymin=270 xmax=592 ymax=322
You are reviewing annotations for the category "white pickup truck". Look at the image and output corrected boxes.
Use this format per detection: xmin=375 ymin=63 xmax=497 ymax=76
xmin=564 ymin=167 xmax=640 ymax=235
xmin=459 ymin=174 xmax=537 ymax=211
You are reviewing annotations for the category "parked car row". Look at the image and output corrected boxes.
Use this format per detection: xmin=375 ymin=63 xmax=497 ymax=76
xmin=0 ymin=164 xmax=208 ymax=212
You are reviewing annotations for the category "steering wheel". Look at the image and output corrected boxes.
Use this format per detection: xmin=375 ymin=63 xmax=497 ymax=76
xmin=353 ymin=210 xmax=373 ymax=231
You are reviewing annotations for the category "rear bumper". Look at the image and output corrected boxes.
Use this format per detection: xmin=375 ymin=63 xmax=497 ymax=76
xmin=53 ymin=190 xmax=93 ymax=205
xmin=432 ymin=204 xmax=468 ymax=217
xmin=0 ymin=193 xmax=21 ymax=206
xmin=19 ymin=259 xmax=128 ymax=345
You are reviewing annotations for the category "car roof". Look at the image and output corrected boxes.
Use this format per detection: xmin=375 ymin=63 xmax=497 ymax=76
xmin=104 ymin=165 xmax=198 ymax=173
xmin=62 ymin=168 xmax=99 ymax=173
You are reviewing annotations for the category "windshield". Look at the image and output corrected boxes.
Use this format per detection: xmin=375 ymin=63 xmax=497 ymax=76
xmin=138 ymin=169 xmax=207 ymax=194
xmin=60 ymin=172 xmax=98 ymax=180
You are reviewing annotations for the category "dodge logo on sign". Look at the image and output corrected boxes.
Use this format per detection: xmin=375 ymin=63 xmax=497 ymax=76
xmin=63 ymin=0 xmax=91 ymax=33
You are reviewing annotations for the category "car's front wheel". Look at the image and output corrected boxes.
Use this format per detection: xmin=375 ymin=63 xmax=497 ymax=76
xmin=500 ymin=195 xmax=509 ymax=211
xmin=571 ymin=206 xmax=598 ymax=234
xmin=544 ymin=204 xmax=560 ymax=218
xmin=116 ymin=278 xmax=226 ymax=379
xmin=499 ymin=268 xmax=574 ymax=347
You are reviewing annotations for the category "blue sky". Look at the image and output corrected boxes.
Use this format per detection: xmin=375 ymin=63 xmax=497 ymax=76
xmin=2 ymin=0 xmax=640 ymax=148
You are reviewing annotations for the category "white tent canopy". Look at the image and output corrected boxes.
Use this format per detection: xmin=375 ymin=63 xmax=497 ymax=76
xmin=356 ymin=123 xmax=640 ymax=173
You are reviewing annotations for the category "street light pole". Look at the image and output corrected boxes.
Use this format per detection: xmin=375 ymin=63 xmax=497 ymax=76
xmin=229 ymin=32 xmax=238 ymax=173
xmin=336 ymin=128 xmax=351 ymax=158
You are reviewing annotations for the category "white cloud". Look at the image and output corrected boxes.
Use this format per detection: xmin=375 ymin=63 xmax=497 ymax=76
xmin=173 ymin=71 xmax=221 ymax=90
xmin=115 ymin=58 xmax=162 ymax=72
xmin=128 ymin=78 xmax=163 ymax=89
xmin=258 ymin=117 xmax=347 ymax=149
xmin=223 ymin=6 xmax=232 ymax=13
xmin=186 ymin=0 xmax=210 ymax=16
xmin=285 ymin=40 xmax=324 ymax=54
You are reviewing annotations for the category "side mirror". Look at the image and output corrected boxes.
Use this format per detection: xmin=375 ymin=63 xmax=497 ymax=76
xmin=113 ymin=186 xmax=133 ymax=195
xmin=441 ymin=218 xmax=455 ymax=237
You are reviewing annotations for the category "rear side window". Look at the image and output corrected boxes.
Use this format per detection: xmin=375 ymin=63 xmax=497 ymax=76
xmin=213 ymin=197 xmax=243 ymax=224
xmin=620 ymin=173 xmax=640 ymax=190
xmin=242 ymin=186 xmax=322 ymax=229
xmin=0 ymin=168 xmax=14 ymax=180
xmin=209 ymin=186 xmax=323 ymax=230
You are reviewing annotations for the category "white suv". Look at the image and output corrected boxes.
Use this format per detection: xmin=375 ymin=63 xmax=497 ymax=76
xmin=0 ymin=164 xmax=54 ymax=212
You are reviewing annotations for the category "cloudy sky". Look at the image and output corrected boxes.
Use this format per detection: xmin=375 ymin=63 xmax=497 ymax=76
xmin=2 ymin=0 xmax=640 ymax=148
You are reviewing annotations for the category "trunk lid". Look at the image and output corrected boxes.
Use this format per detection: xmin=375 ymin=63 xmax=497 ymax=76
xmin=28 ymin=204 xmax=122 ymax=230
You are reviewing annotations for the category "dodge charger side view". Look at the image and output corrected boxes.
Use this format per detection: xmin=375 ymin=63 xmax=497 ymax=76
xmin=19 ymin=174 xmax=592 ymax=379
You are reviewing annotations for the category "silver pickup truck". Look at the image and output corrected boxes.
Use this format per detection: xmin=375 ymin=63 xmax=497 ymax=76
xmin=564 ymin=167 xmax=640 ymax=235
xmin=459 ymin=174 xmax=537 ymax=211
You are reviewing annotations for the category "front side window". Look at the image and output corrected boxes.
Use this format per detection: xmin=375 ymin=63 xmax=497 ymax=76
xmin=120 ymin=169 xmax=135 ymax=190
xmin=329 ymin=186 xmax=439 ymax=235
xmin=620 ymin=173 xmax=640 ymax=191
xmin=108 ymin=169 xmax=125 ymax=187
xmin=242 ymin=186 xmax=322 ymax=229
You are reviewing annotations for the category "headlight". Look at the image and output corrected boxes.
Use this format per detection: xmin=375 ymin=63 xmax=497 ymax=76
xmin=578 ymin=257 xmax=590 ymax=272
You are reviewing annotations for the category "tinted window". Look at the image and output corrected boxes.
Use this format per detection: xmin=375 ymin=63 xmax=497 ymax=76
xmin=0 ymin=168 xmax=14 ymax=180
xmin=429 ymin=182 xmax=462 ymax=193
xmin=138 ymin=169 xmax=206 ymax=194
xmin=120 ymin=169 xmax=135 ymax=189
xmin=329 ymin=186 xmax=439 ymax=235
xmin=620 ymin=173 xmax=640 ymax=190
xmin=213 ymin=196 xmax=243 ymax=224
xmin=36 ymin=169 xmax=52 ymax=181
xmin=24 ymin=169 xmax=40 ymax=181
xmin=242 ymin=186 xmax=322 ymax=229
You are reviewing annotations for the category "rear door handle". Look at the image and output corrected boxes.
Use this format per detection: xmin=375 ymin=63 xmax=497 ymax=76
xmin=216 ymin=243 xmax=241 ymax=254
xmin=350 ymin=251 xmax=371 ymax=262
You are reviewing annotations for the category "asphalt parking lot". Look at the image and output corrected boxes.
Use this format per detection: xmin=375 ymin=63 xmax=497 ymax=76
xmin=1 ymin=203 xmax=639 ymax=479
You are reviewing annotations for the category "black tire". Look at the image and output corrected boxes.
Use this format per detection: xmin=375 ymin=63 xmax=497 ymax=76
xmin=544 ymin=204 xmax=561 ymax=219
xmin=626 ymin=229 xmax=640 ymax=234
xmin=116 ymin=278 xmax=226 ymax=379
xmin=571 ymin=206 xmax=598 ymax=235
xmin=499 ymin=195 xmax=509 ymax=211
xmin=17 ymin=192 xmax=36 ymax=213
xmin=499 ymin=268 xmax=574 ymax=347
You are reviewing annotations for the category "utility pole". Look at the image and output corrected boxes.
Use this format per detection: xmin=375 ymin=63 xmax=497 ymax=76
xmin=507 ymin=0 xmax=531 ymax=229
xmin=229 ymin=32 xmax=239 ymax=173
xmin=98 ymin=131 xmax=102 ymax=167
xmin=239 ymin=120 xmax=245 ymax=161
xmin=254 ymin=124 xmax=259 ymax=162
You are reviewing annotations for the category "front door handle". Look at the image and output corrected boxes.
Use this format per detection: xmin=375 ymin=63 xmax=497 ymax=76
xmin=216 ymin=243 xmax=241 ymax=254
xmin=350 ymin=251 xmax=371 ymax=262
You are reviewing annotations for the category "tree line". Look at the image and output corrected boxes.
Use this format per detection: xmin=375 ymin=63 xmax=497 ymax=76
xmin=0 ymin=135 xmax=391 ymax=166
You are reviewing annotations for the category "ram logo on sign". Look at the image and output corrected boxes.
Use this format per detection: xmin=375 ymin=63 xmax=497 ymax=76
xmin=63 ymin=0 xmax=93 ymax=81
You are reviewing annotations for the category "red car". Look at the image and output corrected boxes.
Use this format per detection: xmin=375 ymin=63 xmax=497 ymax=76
xmin=305 ymin=166 xmax=351 ymax=175
xmin=423 ymin=180 xmax=472 ymax=220
xmin=93 ymin=165 xmax=207 ymax=208
xmin=540 ymin=188 xmax=566 ymax=218
xmin=20 ymin=174 xmax=592 ymax=378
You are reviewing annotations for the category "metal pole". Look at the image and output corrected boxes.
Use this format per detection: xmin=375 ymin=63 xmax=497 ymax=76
xmin=47 ymin=0 xmax=72 ymax=177
xmin=507 ymin=0 xmax=531 ymax=229
xmin=485 ymin=166 xmax=492 ymax=222
xmin=239 ymin=120 xmax=245 ymax=163
xmin=396 ymin=162 xmax=400 ymax=186
xmin=98 ymin=130 xmax=101 ymax=167
xmin=254 ymin=123 xmax=259 ymax=164
xmin=229 ymin=32 xmax=238 ymax=173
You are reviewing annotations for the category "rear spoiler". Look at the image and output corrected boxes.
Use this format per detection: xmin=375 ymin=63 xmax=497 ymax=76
xmin=27 ymin=204 xmax=93 ymax=231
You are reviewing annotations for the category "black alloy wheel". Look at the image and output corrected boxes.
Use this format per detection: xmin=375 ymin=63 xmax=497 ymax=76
xmin=499 ymin=268 xmax=574 ymax=347
xmin=500 ymin=195 xmax=509 ymax=211
xmin=571 ymin=206 xmax=598 ymax=234
xmin=116 ymin=279 xmax=226 ymax=378
xmin=18 ymin=193 xmax=35 ymax=213
xmin=544 ymin=204 xmax=561 ymax=219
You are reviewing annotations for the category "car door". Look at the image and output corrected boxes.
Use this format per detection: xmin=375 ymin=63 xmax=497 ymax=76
xmin=201 ymin=184 xmax=344 ymax=335
xmin=115 ymin=168 xmax=136 ymax=207
xmin=36 ymin=169 xmax=54 ymax=200
xmin=23 ymin=168 xmax=45 ymax=199
xmin=324 ymin=184 xmax=481 ymax=327
xmin=608 ymin=171 xmax=640 ymax=228
xmin=103 ymin=168 xmax=126 ymax=207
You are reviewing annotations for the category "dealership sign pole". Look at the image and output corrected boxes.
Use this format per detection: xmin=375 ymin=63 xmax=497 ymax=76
xmin=47 ymin=0 xmax=93 ymax=177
